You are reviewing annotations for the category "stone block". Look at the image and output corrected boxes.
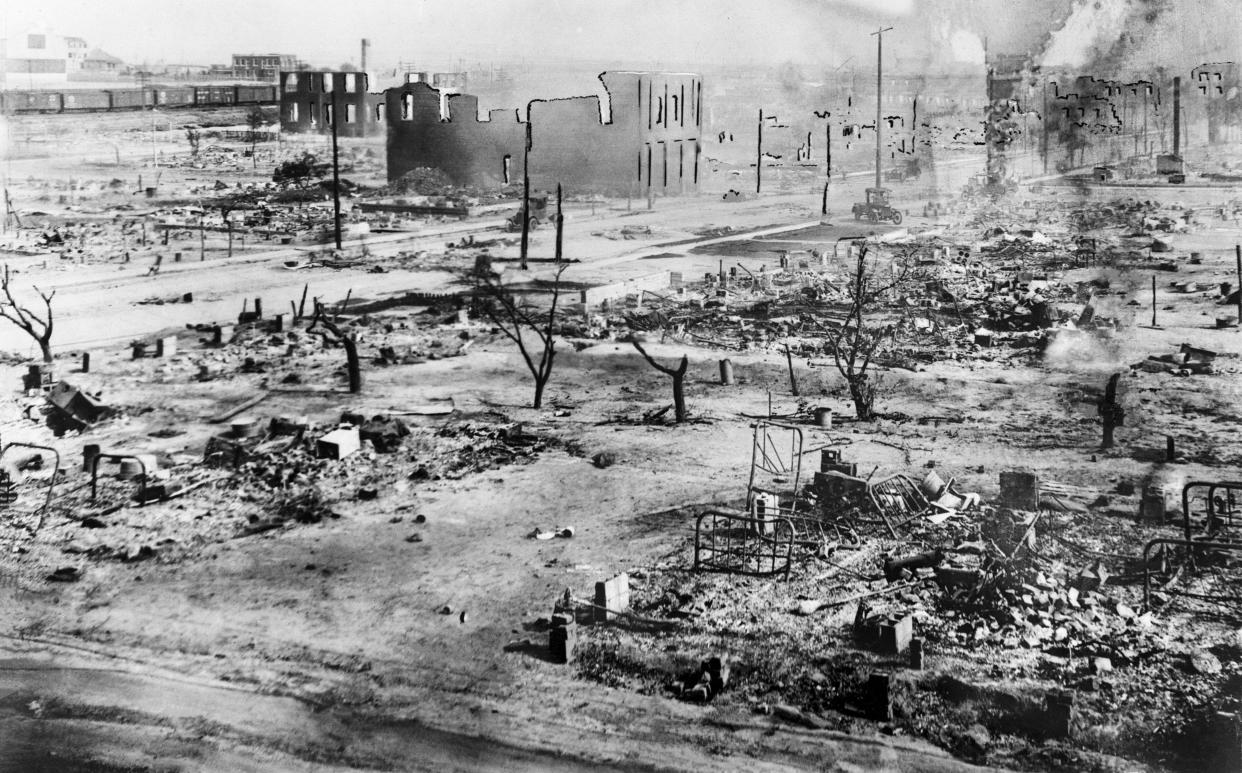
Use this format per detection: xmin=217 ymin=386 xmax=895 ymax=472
xmin=999 ymin=470 xmax=1040 ymax=511
xmin=593 ymin=572 xmax=630 ymax=622
xmin=1138 ymin=487 xmax=1167 ymax=523
xmin=880 ymin=615 xmax=914 ymax=654
xmin=1043 ymin=691 xmax=1076 ymax=739
xmin=316 ymin=427 xmax=360 ymax=460
xmin=213 ymin=325 xmax=234 ymax=346
xmin=549 ymin=624 xmax=576 ymax=664
xmin=156 ymin=336 xmax=177 ymax=357
xmin=868 ymin=672 xmax=893 ymax=721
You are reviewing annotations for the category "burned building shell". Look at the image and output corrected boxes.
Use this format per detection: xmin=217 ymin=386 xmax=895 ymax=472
xmin=385 ymin=71 xmax=704 ymax=196
xmin=280 ymin=71 xmax=386 ymax=138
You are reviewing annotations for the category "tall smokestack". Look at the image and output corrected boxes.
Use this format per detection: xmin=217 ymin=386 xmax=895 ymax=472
xmin=1173 ymin=75 xmax=1181 ymax=158
xmin=361 ymin=39 xmax=369 ymax=74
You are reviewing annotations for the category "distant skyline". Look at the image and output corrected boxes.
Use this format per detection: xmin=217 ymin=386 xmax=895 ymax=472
xmin=3 ymin=0 xmax=1237 ymax=78
xmin=2 ymin=0 xmax=1042 ymax=73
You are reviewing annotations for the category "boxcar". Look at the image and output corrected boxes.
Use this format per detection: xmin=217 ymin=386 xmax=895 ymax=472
xmin=156 ymin=86 xmax=195 ymax=107
xmin=61 ymin=90 xmax=112 ymax=111
xmin=7 ymin=91 xmax=63 ymax=113
xmin=107 ymin=89 xmax=148 ymax=110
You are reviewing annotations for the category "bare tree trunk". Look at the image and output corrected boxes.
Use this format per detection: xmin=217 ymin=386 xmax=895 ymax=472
xmin=533 ymin=376 xmax=546 ymax=409
xmin=631 ymin=339 xmax=689 ymax=423
xmin=309 ymin=300 xmax=362 ymax=394
xmin=671 ymin=367 xmax=687 ymax=422
xmin=39 ymin=338 xmax=52 ymax=364
xmin=342 ymin=335 xmax=361 ymax=393
xmin=848 ymin=375 xmax=875 ymax=421
xmin=475 ymin=263 xmax=566 ymax=409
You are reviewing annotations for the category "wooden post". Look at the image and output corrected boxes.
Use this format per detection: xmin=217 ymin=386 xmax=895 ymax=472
xmin=822 ymin=182 xmax=829 ymax=215
xmin=330 ymin=87 xmax=342 ymax=250
xmin=554 ymin=183 xmax=563 ymax=262
xmin=785 ymin=344 xmax=800 ymax=396
xmin=1235 ymin=244 xmax=1241 ymax=326
xmin=520 ymin=116 xmax=531 ymax=269
xmin=756 ymin=108 xmax=763 ymax=194
xmin=199 ymin=215 xmax=205 ymax=261
xmin=1151 ymin=275 xmax=1157 ymax=327
xmin=1099 ymin=373 xmax=1124 ymax=449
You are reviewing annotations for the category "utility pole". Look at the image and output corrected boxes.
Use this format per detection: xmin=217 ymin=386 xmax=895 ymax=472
xmin=330 ymin=84 xmax=342 ymax=250
xmin=1236 ymin=244 xmax=1241 ymax=327
xmin=1143 ymin=83 xmax=1149 ymax=156
xmin=554 ymin=183 xmax=563 ymax=262
xmin=756 ymin=108 xmax=763 ymax=194
xmin=1042 ymin=79 xmax=1049 ymax=174
xmin=520 ymin=108 xmax=532 ymax=270
xmin=825 ymin=113 xmax=832 ymax=184
xmin=871 ymin=26 xmax=893 ymax=192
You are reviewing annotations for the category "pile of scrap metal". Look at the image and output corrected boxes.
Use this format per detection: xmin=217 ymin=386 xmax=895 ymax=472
xmin=813 ymin=455 xmax=981 ymax=538
xmin=692 ymin=422 xmax=982 ymax=579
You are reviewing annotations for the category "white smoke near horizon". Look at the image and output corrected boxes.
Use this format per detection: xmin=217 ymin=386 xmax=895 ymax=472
xmin=1039 ymin=0 xmax=1136 ymax=69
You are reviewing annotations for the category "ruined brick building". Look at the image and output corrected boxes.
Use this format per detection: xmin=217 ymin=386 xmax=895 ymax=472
xmin=280 ymin=71 xmax=386 ymax=138
xmin=384 ymin=71 xmax=704 ymax=195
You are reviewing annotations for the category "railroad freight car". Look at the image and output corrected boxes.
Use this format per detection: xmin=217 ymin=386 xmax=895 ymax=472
xmin=155 ymin=86 xmax=195 ymax=107
xmin=107 ymin=89 xmax=150 ymax=110
xmin=61 ymin=90 xmax=112 ymax=111
xmin=1 ymin=84 xmax=277 ymax=115
xmin=234 ymin=85 xmax=263 ymax=104
xmin=193 ymin=86 xmax=235 ymax=106
xmin=4 ymin=91 xmax=63 ymax=113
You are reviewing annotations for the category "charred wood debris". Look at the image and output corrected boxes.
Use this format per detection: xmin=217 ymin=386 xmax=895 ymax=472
xmin=1 ymin=192 xmax=1242 ymax=769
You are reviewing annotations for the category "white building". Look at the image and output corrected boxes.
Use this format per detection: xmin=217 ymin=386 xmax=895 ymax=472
xmin=1 ymin=29 xmax=90 ymax=88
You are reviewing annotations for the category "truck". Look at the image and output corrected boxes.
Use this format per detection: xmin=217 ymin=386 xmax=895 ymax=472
xmin=505 ymin=194 xmax=549 ymax=232
xmin=851 ymin=187 xmax=903 ymax=224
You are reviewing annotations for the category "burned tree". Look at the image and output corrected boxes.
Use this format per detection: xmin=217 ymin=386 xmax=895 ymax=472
xmin=185 ymin=125 xmax=201 ymax=158
xmin=630 ymin=338 xmax=689 ymax=423
xmin=245 ymin=108 xmax=266 ymax=169
xmin=0 ymin=264 xmax=55 ymax=363
xmin=308 ymin=299 xmax=362 ymax=393
xmin=476 ymin=262 xmax=567 ymax=409
xmin=213 ymin=191 xmax=255 ymax=258
xmin=827 ymin=245 xmax=905 ymax=421
xmin=1098 ymin=372 xmax=1125 ymax=449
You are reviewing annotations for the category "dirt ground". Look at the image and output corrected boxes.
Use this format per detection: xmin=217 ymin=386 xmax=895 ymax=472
xmin=2 ymin=111 xmax=1242 ymax=772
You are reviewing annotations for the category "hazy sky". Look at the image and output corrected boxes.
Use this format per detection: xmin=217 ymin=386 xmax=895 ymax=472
xmin=3 ymin=0 xmax=1053 ymax=71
